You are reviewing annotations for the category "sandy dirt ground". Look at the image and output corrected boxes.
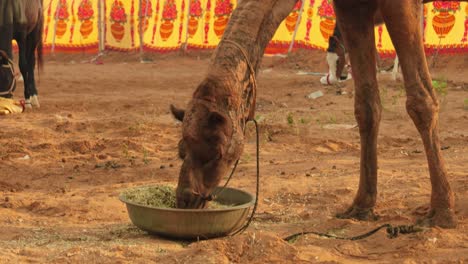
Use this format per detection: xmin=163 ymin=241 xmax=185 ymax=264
xmin=0 ymin=49 xmax=467 ymax=263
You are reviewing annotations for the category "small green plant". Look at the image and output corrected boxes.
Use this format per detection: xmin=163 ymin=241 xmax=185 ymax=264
xmin=287 ymin=113 xmax=294 ymax=125
xmin=432 ymin=79 xmax=448 ymax=96
xmin=314 ymin=114 xmax=338 ymax=128
xmin=122 ymin=143 xmax=136 ymax=165
xmin=464 ymin=98 xmax=468 ymax=110
xmin=255 ymin=114 xmax=265 ymax=122
xmin=299 ymin=117 xmax=309 ymax=124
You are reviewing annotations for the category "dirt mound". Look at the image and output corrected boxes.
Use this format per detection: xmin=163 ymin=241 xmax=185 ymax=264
xmin=161 ymin=232 xmax=302 ymax=264
xmin=24 ymin=201 xmax=69 ymax=217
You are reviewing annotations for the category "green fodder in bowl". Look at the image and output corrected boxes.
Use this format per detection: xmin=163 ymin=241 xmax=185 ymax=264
xmin=122 ymin=185 xmax=233 ymax=209
xmin=122 ymin=185 xmax=177 ymax=208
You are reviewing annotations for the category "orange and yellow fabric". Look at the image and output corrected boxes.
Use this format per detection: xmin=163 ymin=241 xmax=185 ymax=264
xmin=30 ymin=0 xmax=468 ymax=55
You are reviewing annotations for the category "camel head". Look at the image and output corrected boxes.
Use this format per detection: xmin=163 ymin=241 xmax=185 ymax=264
xmin=170 ymin=81 xmax=245 ymax=209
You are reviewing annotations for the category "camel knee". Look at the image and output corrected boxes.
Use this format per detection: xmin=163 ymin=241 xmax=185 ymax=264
xmin=405 ymin=90 xmax=439 ymax=132
xmin=354 ymin=88 xmax=382 ymax=132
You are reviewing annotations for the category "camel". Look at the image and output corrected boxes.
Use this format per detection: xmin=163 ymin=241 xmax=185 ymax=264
xmin=0 ymin=0 xmax=43 ymax=107
xmin=171 ymin=0 xmax=461 ymax=228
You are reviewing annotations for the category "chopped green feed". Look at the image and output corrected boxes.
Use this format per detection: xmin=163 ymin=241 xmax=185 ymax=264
xmin=122 ymin=185 xmax=233 ymax=209
xmin=122 ymin=185 xmax=176 ymax=208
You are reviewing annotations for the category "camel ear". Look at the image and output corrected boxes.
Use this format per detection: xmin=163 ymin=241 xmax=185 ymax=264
xmin=170 ymin=104 xmax=185 ymax=121
xmin=208 ymin=111 xmax=226 ymax=127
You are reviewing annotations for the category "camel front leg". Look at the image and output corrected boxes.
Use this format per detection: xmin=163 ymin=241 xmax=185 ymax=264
xmin=334 ymin=1 xmax=380 ymax=221
xmin=380 ymin=0 xmax=456 ymax=228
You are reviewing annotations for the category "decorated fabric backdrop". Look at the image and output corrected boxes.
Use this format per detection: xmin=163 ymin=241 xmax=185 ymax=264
xmin=37 ymin=0 xmax=468 ymax=56
xmin=43 ymin=0 xmax=100 ymax=52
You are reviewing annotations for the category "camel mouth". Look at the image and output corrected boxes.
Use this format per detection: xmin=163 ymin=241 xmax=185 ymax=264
xmin=175 ymin=187 xmax=210 ymax=209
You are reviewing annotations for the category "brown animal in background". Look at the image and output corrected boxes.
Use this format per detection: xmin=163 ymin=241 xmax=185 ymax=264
xmin=0 ymin=0 xmax=44 ymax=107
xmin=172 ymin=0 xmax=460 ymax=228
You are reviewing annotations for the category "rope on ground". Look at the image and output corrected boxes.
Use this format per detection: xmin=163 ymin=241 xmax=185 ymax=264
xmin=283 ymin=224 xmax=424 ymax=242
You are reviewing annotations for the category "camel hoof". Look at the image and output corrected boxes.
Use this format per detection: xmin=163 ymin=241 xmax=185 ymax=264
xmin=416 ymin=208 xmax=457 ymax=229
xmin=336 ymin=205 xmax=379 ymax=221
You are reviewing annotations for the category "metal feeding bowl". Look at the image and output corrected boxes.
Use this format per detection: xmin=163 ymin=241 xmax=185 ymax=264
xmin=119 ymin=185 xmax=255 ymax=239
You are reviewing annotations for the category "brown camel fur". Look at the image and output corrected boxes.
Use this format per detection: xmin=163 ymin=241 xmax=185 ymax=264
xmin=171 ymin=0 xmax=298 ymax=209
xmin=172 ymin=0 xmax=461 ymax=228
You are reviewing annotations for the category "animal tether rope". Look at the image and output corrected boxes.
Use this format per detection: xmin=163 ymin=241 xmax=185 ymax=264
xmin=201 ymin=39 xmax=260 ymax=236
xmin=0 ymin=57 xmax=16 ymax=97
xmin=284 ymin=224 xmax=423 ymax=242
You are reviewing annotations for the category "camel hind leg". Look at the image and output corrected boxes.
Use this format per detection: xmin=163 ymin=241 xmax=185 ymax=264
xmin=380 ymin=0 xmax=456 ymax=228
xmin=333 ymin=0 xmax=380 ymax=221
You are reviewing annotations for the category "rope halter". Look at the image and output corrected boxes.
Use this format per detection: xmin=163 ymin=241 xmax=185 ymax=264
xmin=0 ymin=54 xmax=16 ymax=97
